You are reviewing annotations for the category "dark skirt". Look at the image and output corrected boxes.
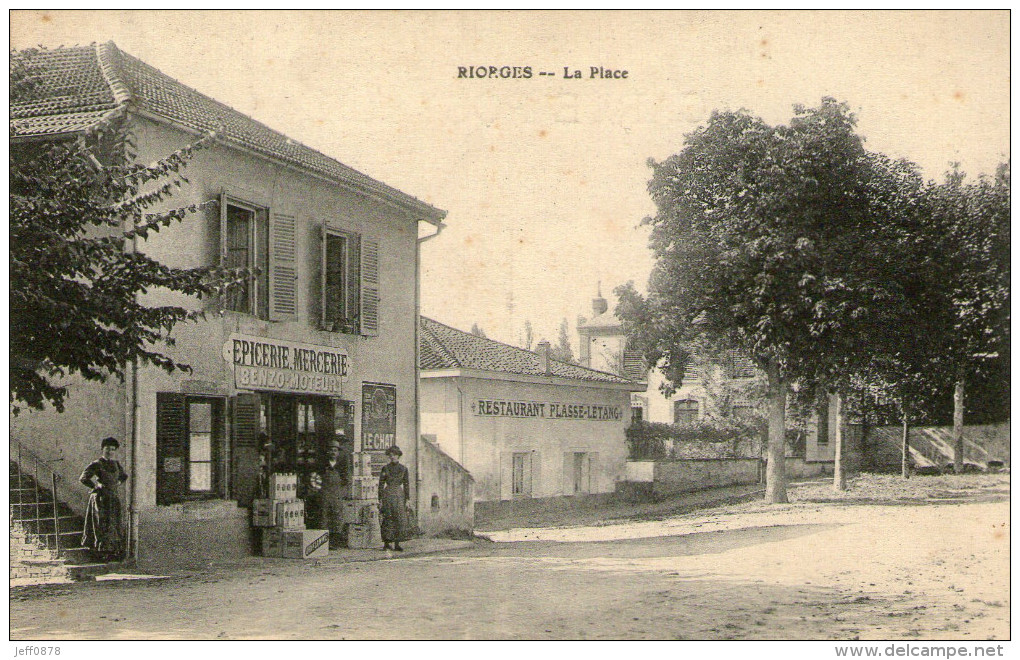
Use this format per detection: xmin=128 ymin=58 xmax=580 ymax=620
xmin=379 ymin=488 xmax=412 ymax=543
xmin=81 ymin=490 xmax=124 ymax=558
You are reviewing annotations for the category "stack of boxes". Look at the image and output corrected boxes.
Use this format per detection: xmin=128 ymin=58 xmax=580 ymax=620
xmin=343 ymin=452 xmax=382 ymax=548
xmin=253 ymin=473 xmax=329 ymax=559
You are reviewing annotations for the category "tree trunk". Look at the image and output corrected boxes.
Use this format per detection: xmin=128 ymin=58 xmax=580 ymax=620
xmin=901 ymin=414 xmax=910 ymax=479
xmin=832 ymin=392 xmax=846 ymax=491
xmin=953 ymin=380 xmax=965 ymax=473
xmin=765 ymin=362 xmax=788 ymax=504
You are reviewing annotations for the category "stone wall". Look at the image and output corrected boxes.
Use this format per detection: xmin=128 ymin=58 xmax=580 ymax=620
xmin=865 ymin=422 xmax=1011 ymax=472
xmin=651 ymin=458 xmax=762 ymax=497
xmin=9 ymin=520 xmax=70 ymax=586
xmin=417 ymin=437 xmax=474 ymax=537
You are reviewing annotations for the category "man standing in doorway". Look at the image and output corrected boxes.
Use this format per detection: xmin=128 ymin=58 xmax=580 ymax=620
xmin=316 ymin=438 xmax=350 ymax=547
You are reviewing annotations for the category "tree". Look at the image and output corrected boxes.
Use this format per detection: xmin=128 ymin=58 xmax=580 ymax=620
xmin=549 ymin=318 xmax=575 ymax=364
xmin=10 ymin=47 xmax=242 ymax=414
xmin=618 ymin=99 xmax=915 ymax=502
xmin=470 ymin=323 xmax=487 ymax=338
xmin=928 ymin=163 xmax=1010 ymax=472
xmin=522 ymin=320 xmax=534 ymax=351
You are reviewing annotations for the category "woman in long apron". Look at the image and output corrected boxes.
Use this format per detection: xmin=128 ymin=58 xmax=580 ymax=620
xmin=378 ymin=445 xmax=411 ymax=551
xmin=79 ymin=437 xmax=129 ymax=561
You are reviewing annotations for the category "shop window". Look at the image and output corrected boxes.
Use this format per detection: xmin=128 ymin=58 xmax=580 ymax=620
xmin=673 ymin=399 xmax=699 ymax=426
xmin=221 ymin=198 xmax=269 ymax=317
xmin=321 ymin=229 xmax=380 ymax=336
xmin=157 ymin=393 xmax=225 ymax=504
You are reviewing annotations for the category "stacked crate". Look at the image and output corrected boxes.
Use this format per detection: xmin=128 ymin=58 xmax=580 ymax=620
xmin=253 ymin=473 xmax=329 ymax=559
xmin=344 ymin=453 xmax=382 ymax=548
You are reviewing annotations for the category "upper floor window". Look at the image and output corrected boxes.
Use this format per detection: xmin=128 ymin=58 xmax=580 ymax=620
xmin=673 ymin=399 xmax=699 ymax=426
xmin=221 ymin=198 xmax=268 ymax=317
xmin=321 ymin=228 xmax=379 ymax=336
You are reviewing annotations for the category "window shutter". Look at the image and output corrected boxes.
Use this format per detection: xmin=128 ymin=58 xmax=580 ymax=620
xmin=156 ymin=392 xmax=188 ymax=505
xmin=360 ymin=236 xmax=380 ymax=336
xmin=218 ymin=192 xmax=229 ymax=266
xmin=320 ymin=224 xmax=329 ymax=330
xmin=231 ymin=393 xmax=261 ymax=507
xmin=348 ymin=234 xmax=361 ymax=332
xmin=525 ymin=451 xmax=536 ymax=497
xmin=499 ymin=451 xmax=513 ymax=501
xmin=562 ymin=452 xmax=573 ymax=496
xmin=268 ymin=213 xmax=298 ymax=321
xmin=588 ymin=452 xmax=599 ymax=493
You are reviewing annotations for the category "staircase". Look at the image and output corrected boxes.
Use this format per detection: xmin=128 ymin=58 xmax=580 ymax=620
xmin=10 ymin=446 xmax=116 ymax=584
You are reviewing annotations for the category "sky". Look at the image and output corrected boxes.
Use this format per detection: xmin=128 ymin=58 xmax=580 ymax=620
xmin=10 ymin=10 xmax=1010 ymax=351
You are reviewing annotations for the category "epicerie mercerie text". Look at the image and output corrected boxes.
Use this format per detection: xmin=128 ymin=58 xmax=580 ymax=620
xmin=457 ymin=66 xmax=629 ymax=80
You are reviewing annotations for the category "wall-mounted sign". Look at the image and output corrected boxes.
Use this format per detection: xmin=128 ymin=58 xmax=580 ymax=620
xmin=223 ymin=333 xmax=350 ymax=396
xmin=472 ymin=399 xmax=623 ymax=421
xmin=361 ymin=383 xmax=397 ymax=451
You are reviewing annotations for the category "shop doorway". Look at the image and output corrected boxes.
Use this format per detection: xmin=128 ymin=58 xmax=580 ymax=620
xmin=231 ymin=392 xmax=354 ymax=506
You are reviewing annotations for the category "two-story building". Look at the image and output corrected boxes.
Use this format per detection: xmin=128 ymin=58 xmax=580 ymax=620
xmin=10 ymin=43 xmax=447 ymax=567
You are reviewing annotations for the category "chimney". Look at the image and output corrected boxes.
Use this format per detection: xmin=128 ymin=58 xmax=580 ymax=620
xmin=592 ymin=281 xmax=608 ymax=316
xmin=536 ymin=340 xmax=552 ymax=375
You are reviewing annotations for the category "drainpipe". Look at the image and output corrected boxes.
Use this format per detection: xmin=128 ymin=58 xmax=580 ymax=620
xmin=127 ymin=212 xmax=141 ymax=563
xmin=414 ymin=221 xmax=445 ymax=518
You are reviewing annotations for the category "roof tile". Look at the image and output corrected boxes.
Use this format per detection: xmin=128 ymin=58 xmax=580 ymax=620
xmin=10 ymin=43 xmax=444 ymax=220
xmin=420 ymin=317 xmax=638 ymax=386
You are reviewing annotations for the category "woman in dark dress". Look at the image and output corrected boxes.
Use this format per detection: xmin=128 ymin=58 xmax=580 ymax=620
xmin=378 ymin=445 xmax=412 ymax=551
xmin=80 ymin=437 xmax=128 ymax=561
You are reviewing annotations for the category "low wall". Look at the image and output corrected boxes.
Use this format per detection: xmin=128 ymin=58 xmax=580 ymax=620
xmin=865 ymin=423 xmax=1011 ymax=472
xmin=417 ymin=437 xmax=474 ymax=537
xmin=785 ymin=457 xmax=831 ymax=479
xmin=651 ymin=458 xmax=761 ymax=498
xmin=136 ymin=500 xmax=250 ymax=570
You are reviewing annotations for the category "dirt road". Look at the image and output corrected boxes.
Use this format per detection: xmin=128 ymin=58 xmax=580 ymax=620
xmin=10 ymin=475 xmax=1009 ymax=640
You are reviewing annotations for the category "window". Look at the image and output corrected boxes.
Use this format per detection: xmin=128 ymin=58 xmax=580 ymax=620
xmin=731 ymin=404 xmax=755 ymax=420
xmin=321 ymin=230 xmax=380 ymax=335
xmin=222 ymin=199 xmax=268 ymax=316
xmin=323 ymin=231 xmax=356 ymax=332
xmin=511 ymin=452 xmax=532 ymax=497
xmin=156 ymin=393 xmax=225 ymax=504
xmin=631 ymin=406 xmax=644 ymax=425
xmin=187 ymin=401 xmax=215 ymax=492
xmin=673 ymin=399 xmax=699 ymax=425
xmin=816 ymin=398 xmax=830 ymax=445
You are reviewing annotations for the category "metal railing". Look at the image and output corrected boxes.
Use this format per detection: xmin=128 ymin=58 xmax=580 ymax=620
xmin=10 ymin=440 xmax=65 ymax=555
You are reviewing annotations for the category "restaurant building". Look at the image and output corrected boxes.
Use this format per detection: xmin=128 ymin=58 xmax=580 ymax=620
xmin=419 ymin=318 xmax=645 ymax=501
xmin=10 ymin=43 xmax=446 ymax=567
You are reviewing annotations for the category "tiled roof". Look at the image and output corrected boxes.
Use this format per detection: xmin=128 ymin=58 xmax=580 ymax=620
xmin=10 ymin=43 xmax=445 ymax=221
xmin=420 ymin=317 xmax=638 ymax=386
xmin=577 ymin=310 xmax=622 ymax=331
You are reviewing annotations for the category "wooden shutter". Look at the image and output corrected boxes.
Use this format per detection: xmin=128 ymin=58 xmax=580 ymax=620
xmin=530 ymin=450 xmax=538 ymax=497
xmin=348 ymin=234 xmax=361 ymax=332
xmin=268 ymin=213 xmax=298 ymax=321
xmin=588 ymin=452 xmax=599 ymax=493
xmin=156 ymin=392 xmax=188 ymax=505
xmin=218 ymin=192 xmax=229 ymax=266
xmin=562 ymin=452 xmax=574 ymax=496
xmin=499 ymin=451 xmax=513 ymax=501
xmin=360 ymin=236 xmax=380 ymax=336
xmin=231 ymin=393 xmax=261 ymax=507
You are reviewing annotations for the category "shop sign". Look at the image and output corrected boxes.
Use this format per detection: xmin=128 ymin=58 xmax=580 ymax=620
xmin=223 ymin=333 xmax=350 ymax=396
xmin=361 ymin=383 xmax=396 ymax=451
xmin=472 ymin=399 xmax=623 ymax=421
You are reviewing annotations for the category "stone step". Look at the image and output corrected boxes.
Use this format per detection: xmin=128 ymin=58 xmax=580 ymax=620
xmin=66 ymin=563 xmax=112 ymax=582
